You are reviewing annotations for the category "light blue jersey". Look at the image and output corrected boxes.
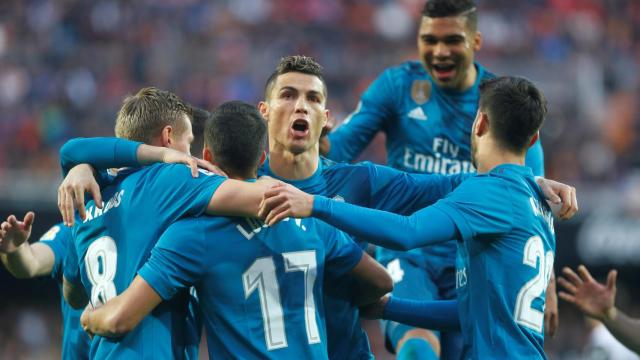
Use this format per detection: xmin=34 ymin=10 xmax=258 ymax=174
xmin=311 ymin=164 xmax=556 ymax=359
xmin=139 ymin=212 xmax=363 ymax=359
xmin=259 ymin=157 xmax=468 ymax=359
xmin=39 ymin=223 xmax=91 ymax=360
xmin=437 ymin=165 xmax=555 ymax=359
xmin=328 ymin=61 xmax=545 ymax=355
xmin=63 ymin=164 xmax=225 ymax=360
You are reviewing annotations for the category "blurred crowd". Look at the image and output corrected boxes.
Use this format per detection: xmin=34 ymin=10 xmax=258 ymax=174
xmin=0 ymin=0 xmax=639 ymax=186
xmin=0 ymin=0 xmax=639 ymax=359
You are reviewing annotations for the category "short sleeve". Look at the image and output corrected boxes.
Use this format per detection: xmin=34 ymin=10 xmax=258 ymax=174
xmin=144 ymin=164 xmax=227 ymax=219
xmin=321 ymin=223 xmax=364 ymax=279
xmin=63 ymin=233 xmax=81 ymax=286
xmin=432 ymin=176 xmax=514 ymax=243
xmin=38 ymin=223 xmax=71 ymax=280
xmin=138 ymin=219 xmax=208 ymax=301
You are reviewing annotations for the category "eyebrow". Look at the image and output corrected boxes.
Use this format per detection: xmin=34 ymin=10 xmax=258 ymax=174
xmin=279 ymin=86 xmax=324 ymax=99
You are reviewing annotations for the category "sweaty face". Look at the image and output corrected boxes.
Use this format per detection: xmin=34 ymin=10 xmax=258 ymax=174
xmin=170 ymin=114 xmax=194 ymax=155
xmin=417 ymin=16 xmax=480 ymax=91
xmin=264 ymin=72 xmax=328 ymax=155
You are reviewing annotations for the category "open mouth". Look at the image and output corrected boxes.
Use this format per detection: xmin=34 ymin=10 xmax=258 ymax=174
xmin=290 ymin=119 xmax=310 ymax=138
xmin=431 ymin=63 xmax=456 ymax=80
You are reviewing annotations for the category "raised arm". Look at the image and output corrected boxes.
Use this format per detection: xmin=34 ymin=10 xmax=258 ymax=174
xmin=558 ymin=266 xmax=640 ymax=354
xmin=325 ymin=70 xmax=396 ymax=162
xmin=0 ymin=212 xmax=56 ymax=278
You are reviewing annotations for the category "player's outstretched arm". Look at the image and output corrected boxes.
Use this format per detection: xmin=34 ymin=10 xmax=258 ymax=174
xmin=80 ymin=276 xmax=162 ymax=338
xmin=558 ymin=265 xmax=640 ymax=354
xmin=260 ymin=184 xmax=457 ymax=251
xmin=0 ymin=212 xmax=56 ymax=279
xmin=60 ymin=137 xmax=218 ymax=177
xmin=206 ymin=176 xmax=285 ymax=218
xmin=361 ymin=295 xmax=461 ymax=332
xmin=349 ymin=253 xmax=393 ymax=306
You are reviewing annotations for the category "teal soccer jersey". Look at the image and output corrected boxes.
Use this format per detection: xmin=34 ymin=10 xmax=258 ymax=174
xmin=310 ymin=164 xmax=556 ymax=359
xmin=39 ymin=223 xmax=91 ymax=360
xmin=63 ymin=164 xmax=225 ymax=360
xmin=138 ymin=214 xmax=363 ymax=359
xmin=436 ymin=165 xmax=555 ymax=359
xmin=259 ymin=157 xmax=468 ymax=359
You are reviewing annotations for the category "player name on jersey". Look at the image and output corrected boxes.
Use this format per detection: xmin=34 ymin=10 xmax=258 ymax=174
xmin=236 ymin=217 xmax=307 ymax=240
xmin=529 ymin=196 xmax=555 ymax=234
xmin=83 ymin=190 xmax=125 ymax=223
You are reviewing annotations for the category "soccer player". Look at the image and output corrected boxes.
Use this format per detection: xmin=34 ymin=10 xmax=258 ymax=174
xmin=0 ymin=214 xmax=90 ymax=359
xmin=256 ymin=56 xmax=572 ymax=359
xmin=558 ymin=265 xmax=640 ymax=355
xmin=78 ymin=101 xmax=393 ymax=358
xmin=59 ymin=88 xmax=280 ymax=359
xmin=321 ymin=1 xmax=556 ymax=357
xmin=61 ymin=57 xmax=576 ymax=359
xmin=262 ymin=76 xmax=556 ymax=359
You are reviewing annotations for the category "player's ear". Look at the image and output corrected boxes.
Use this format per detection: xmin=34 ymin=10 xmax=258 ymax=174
xmin=322 ymin=109 xmax=330 ymax=128
xmin=160 ymin=125 xmax=173 ymax=148
xmin=528 ymin=132 xmax=539 ymax=148
xmin=473 ymin=31 xmax=482 ymax=52
xmin=258 ymin=101 xmax=269 ymax=121
xmin=476 ymin=112 xmax=489 ymax=136
xmin=258 ymin=150 xmax=267 ymax=167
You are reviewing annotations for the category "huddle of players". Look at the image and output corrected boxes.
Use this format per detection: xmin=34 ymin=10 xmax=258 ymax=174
xmin=0 ymin=0 xmax=582 ymax=359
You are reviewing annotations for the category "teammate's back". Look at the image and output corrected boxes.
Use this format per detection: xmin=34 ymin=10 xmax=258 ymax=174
xmin=65 ymin=163 xmax=224 ymax=359
xmin=141 ymin=211 xmax=364 ymax=359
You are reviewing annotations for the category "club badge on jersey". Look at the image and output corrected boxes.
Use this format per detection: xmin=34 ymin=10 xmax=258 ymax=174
xmin=411 ymin=80 xmax=431 ymax=105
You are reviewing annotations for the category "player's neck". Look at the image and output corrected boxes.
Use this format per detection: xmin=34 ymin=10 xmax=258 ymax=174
xmin=268 ymin=145 xmax=319 ymax=180
xmin=475 ymin=141 xmax=524 ymax=174
xmin=460 ymin=63 xmax=478 ymax=91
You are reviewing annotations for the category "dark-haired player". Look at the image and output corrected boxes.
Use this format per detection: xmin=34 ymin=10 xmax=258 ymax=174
xmin=322 ymin=1 xmax=555 ymax=358
xmin=78 ymin=101 xmax=392 ymax=358
xmin=263 ymin=76 xmax=556 ymax=359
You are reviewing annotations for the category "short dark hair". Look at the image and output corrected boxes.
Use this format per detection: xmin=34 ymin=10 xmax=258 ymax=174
xmin=115 ymin=87 xmax=189 ymax=144
xmin=188 ymin=105 xmax=210 ymax=156
xmin=264 ymin=55 xmax=327 ymax=100
xmin=204 ymin=101 xmax=267 ymax=177
xmin=421 ymin=0 xmax=478 ymax=31
xmin=479 ymin=76 xmax=547 ymax=153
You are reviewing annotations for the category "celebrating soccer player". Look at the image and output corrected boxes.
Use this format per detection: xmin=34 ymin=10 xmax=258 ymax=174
xmin=262 ymin=76 xmax=558 ymax=359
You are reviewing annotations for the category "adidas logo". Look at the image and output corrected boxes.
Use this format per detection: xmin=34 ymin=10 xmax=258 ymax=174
xmin=407 ymin=107 xmax=428 ymax=121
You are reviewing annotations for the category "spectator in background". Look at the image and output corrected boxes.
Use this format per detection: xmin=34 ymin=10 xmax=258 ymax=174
xmin=558 ymin=265 xmax=640 ymax=355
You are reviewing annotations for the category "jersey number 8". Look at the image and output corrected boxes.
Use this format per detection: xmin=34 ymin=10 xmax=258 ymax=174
xmin=85 ymin=236 xmax=118 ymax=307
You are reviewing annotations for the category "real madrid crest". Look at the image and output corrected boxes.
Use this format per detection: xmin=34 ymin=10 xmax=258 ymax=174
xmin=411 ymin=80 xmax=431 ymax=105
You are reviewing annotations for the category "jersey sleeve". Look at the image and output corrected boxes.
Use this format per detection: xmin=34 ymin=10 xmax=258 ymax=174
xmin=312 ymin=196 xmax=458 ymax=251
xmin=62 ymin=233 xmax=81 ymax=286
xmin=320 ymin=224 xmax=364 ymax=280
xmin=525 ymin=139 xmax=544 ymax=177
xmin=432 ymin=176 xmax=515 ymax=243
xmin=60 ymin=137 xmax=141 ymax=176
xmin=38 ymin=223 xmax=71 ymax=280
xmin=366 ymin=162 xmax=472 ymax=213
xmin=327 ymin=69 xmax=397 ymax=162
xmin=138 ymin=219 xmax=208 ymax=301
xmin=144 ymin=164 xmax=227 ymax=219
